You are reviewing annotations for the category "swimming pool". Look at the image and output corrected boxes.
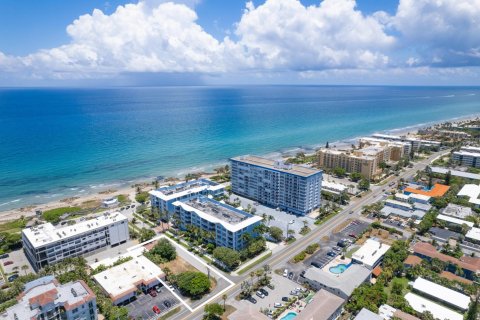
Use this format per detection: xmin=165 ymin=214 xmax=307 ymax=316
xmin=280 ymin=312 xmax=298 ymax=320
xmin=329 ymin=262 xmax=352 ymax=274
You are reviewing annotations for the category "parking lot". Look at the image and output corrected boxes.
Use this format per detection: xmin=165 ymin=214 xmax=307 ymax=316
xmin=127 ymin=286 xmax=179 ymax=320
xmin=234 ymin=273 xmax=302 ymax=313
xmin=0 ymin=248 xmax=35 ymax=279
xmin=228 ymin=194 xmax=316 ymax=235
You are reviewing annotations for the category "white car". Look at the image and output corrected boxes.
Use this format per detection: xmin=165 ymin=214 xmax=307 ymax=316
xmin=274 ymin=303 xmax=284 ymax=308
xmin=283 ymin=269 xmax=288 ymax=277
xmin=256 ymin=291 xmax=265 ymax=299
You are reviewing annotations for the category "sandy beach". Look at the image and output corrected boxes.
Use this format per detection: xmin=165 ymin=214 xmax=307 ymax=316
xmin=1 ymin=114 xmax=478 ymax=224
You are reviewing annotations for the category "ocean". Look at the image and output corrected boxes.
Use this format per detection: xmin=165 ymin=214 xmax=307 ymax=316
xmin=1 ymin=86 xmax=479 ymax=211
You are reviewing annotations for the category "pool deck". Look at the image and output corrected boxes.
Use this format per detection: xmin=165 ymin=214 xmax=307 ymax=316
xmin=322 ymin=256 xmax=352 ymax=274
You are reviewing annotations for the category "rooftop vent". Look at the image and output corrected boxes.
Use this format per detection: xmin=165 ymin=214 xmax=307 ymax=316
xmin=71 ymin=288 xmax=77 ymax=297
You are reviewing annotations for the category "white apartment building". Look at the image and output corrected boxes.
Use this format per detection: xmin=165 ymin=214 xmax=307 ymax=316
xmin=452 ymin=146 xmax=480 ymax=168
xmin=22 ymin=212 xmax=129 ymax=271
xmin=1 ymin=275 xmax=97 ymax=320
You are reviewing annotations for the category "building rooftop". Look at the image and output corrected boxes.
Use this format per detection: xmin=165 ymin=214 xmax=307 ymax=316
xmin=354 ymin=308 xmax=383 ymax=320
xmin=405 ymin=293 xmax=463 ymax=320
xmin=430 ymin=166 xmax=480 ymax=181
xmin=173 ymin=196 xmax=262 ymax=232
xmin=413 ymin=242 xmax=480 ymax=272
xmin=458 ymin=184 xmax=480 ymax=206
xmin=93 ymin=255 xmax=164 ymax=301
xmin=322 ymin=180 xmax=347 ymax=194
xmin=404 ymin=183 xmax=450 ymax=198
xmin=442 ymin=203 xmax=473 ymax=219
xmin=149 ymin=179 xmax=223 ymax=201
xmin=352 ymin=239 xmax=391 ymax=268
xmin=295 ymin=289 xmax=345 ymax=320
xmin=23 ymin=212 xmax=127 ymax=248
xmin=395 ymin=193 xmax=410 ymax=201
xmin=460 ymin=146 xmax=480 ymax=154
xmin=385 ymin=199 xmax=412 ymax=209
xmin=437 ymin=214 xmax=474 ymax=227
xmin=404 ymin=255 xmax=423 ymax=266
xmin=231 ymin=155 xmax=321 ymax=177
xmin=408 ymin=193 xmax=432 ymax=202
xmin=466 ymin=227 xmax=480 ymax=242
xmin=380 ymin=206 xmax=426 ymax=219
xmin=1 ymin=276 xmax=95 ymax=320
xmin=440 ymin=271 xmax=473 ymax=285
xmin=413 ymin=277 xmax=470 ymax=310
xmin=303 ymin=264 xmax=371 ymax=297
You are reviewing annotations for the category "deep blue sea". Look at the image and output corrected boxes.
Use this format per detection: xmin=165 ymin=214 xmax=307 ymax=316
xmin=1 ymin=86 xmax=480 ymax=211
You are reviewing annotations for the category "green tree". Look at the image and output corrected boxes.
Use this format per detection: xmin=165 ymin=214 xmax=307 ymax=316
xmin=175 ymin=271 xmax=211 ymax=297
xmin=222 ymin=293 xmax=227 ymax=311
xmin=268 ymin=226 xmax=284 ymax=242
xmin=350 ymin=172 xmax=363 ymax=182
xmin=333 ymin=167 xmax=346 ymax=178
xmin=213 ymin=247 xmax=241 ymax=270
xmin=358 ymin=178 xmax=370 ymax=191
xmin=150 ymin=238 xmax=176 ymax=261
xmin=445 ymin=170 xmax=452 ymax=185
xmin=139 ymin=228 xmax=155 ymax=242
xmin=203 ymin=303 xmax=224 ymax=320
xmin=135 ymin=191 xmax=149 ymax=204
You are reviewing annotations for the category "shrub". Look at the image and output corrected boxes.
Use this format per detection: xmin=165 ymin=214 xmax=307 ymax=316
xmin=42 ymin=207 xmax=81 ymax=223
xmin=175 ymin=271 xmax=211 ymax=297
xmin=293 ymin=251 xmax=306 ymax=262
xmin=150 ymin=238 xmax=177 ymax=261
xmin=213 ymin=247 xmax=241 ymax=270
xmin=305 ymin=243 xmax=319 ymax=254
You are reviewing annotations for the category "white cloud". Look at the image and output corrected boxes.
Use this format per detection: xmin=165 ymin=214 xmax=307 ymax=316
xmin=393 ymin=0 xmax=480 ymax=66
xmin=0 ymin=0 xmax=480 ymax=83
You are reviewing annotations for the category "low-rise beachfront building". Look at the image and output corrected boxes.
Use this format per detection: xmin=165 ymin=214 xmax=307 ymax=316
xmin=457 ymin=184 xmax=480 ymax=208
xmin=385 ymin=199 xmax=413 ymax=211
xmin=452 ymin=146 xmax=480 ymax=168
xmin=101 ymin=197 xmax=118 ymax=208
xmin=436 ymin=214 xmax=474 ymax=231
xmin=230 ymin=155 xmax=322 ymax=216
xmin=93 ymin=255 xmax=165 ymax=306
xmin=441 ymin=203 xmax=473 ymax=219
xmin=352 ymin=239 xmax=391 ymax=270
xmin=412 ymin=242 xmax=480 ymax=280
xmin=295 ymin=289 xmax=345 ymax=320
xmin=430 ymin=166 xmax=480 ymax=181
xmin=301 ymin=264 xmax=371 ymax=299
xmin=149 ymin=179 xmax=225 ymax=215
xmin=466 ymin=227 xmax=480 ymax=244
xmin=22 ymin=212 xmax=129 ymax=271
xmin=404 ymin=293 xmax=464 ymax=320
xmin=173 ymin=196 xmax=262 ymax=250
xmin=412 ymin=277 xmax=470 ymax=311
xmin=370 ymin=134 xmax=441 ymax=152
xmin=321 ymin=180 xmax=348 ymax=195
xmin=0 ymin=276 xmax=97 ymax=320
xmin=380 ymin=206 xmax=426 ymax=220
xmin=379 ymin=304 xmax=421 ymax=320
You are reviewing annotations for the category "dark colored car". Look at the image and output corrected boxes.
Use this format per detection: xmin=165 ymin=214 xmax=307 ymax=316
xmin=282 ymin=297 xmax=289 ymax=302
xmin=259 ymin=288 xmax=269 ymax=296
xmin=163 ymin=300 xmax=171 ymax=308
xmin=311 ymin=261 xmax=322 ymax=268
xmin=149 ymin=290 xmax=157 ymax=297
xmin=288 ymin=272 xmax=294 ymax=279
xmin=247 ymin=296 xmax=257 ymax=304
xmin=337 ymin=240 xmax=347 ymax=247
xmin=327 ymin=251 xmax=336 ymax=257
xmin=152 ymin=306 xmax=161 ymax=314
xmin=3 ymin=261 xmax=13 ymax=266
xmin=0 ymin=254 xmax=9 ymax=259
xmin=349 ymin=233 xmax=357 ymax=238
xmin=8 ymin=274 xmax=19 ymax=282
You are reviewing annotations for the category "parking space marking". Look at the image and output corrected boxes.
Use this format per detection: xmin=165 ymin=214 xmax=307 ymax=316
xmin=127 ymin=234 xmax=235 ymax=314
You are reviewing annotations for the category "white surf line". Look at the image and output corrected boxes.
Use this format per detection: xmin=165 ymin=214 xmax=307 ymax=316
xmin=127 ymin=234 xmax=234 ymax=313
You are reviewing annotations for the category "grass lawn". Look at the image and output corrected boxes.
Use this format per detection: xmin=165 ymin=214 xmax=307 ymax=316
xmin=162 ymin=256 xmax=198 ymax=274
xmin=385 ymin=277 xmax=409 ymax=296
xmin=42 ymin=206 xmax=82 ymax=223
xmin=345 ymin=246 xmax=359 ymax=259
xmin=0 ymin=219 xmax=27 ymax=233
xmin=159 ymin=306 xmax=180 ymax=320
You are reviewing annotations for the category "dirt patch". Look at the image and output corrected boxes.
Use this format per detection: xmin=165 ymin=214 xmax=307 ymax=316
xmin=333 ymin=219 xmax=353 ymax=233
xmin=162 ymin=255 xmax=198 ymax=274
xmin=221 ymin=305 xmax=237 ymax=320
xmin=80 ymin=199 xmax=101 ymax=209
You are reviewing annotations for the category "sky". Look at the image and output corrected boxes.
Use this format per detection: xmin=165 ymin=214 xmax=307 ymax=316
xmin=0 ymin=0 xmax=479 ymax=86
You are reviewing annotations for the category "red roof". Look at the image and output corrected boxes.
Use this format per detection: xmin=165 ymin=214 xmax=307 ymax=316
xmin=413 ymin=242 xmax=480 ymax=272
xmin=372 ymin=266 xmax=383 ymax=277
xmin=440 ymin=271 xmax=473 ymax=285
xmin=28 ymin=288 xmax=58 ymax=307
xmin=404 ymin=255 xmax=422 ymax=266
xmin=404 ymin=183 xmax=449 ymax=198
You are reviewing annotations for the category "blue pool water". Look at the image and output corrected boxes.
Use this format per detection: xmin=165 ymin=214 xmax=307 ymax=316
xmin=1 ymin=86 xmax=479 ymax=211
xmin=280 ymin=312 xmax=298 ymax=320
xmin=329 ymin=263 xmax=352 ymax=274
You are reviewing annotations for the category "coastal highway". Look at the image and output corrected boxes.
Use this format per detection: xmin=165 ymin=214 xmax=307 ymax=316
xmin=177 ymin=150 xmax=449 ymax=320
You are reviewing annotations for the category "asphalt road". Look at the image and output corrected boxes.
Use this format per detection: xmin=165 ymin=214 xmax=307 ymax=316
xmin=177 ymin=150 xmax=449 ymax=320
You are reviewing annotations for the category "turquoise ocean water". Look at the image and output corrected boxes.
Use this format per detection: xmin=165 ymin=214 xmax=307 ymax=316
xmin=0 ymin=86 xmax=479 ymax=211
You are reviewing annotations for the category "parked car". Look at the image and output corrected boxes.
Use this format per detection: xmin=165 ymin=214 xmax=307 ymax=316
xmin=8 ymin=274 xmax=18 ymax=282
xmin=247 ymin=296 xmax=257 ymax=304
xmin=152 ymin=306 xmax=161 ymax=314
xmin=0 ymin=254 xmax=9 ymax=259
xmin=311 ymin=261 xmax=322 ymax=268
xmin=256 ymin=291 xmax=265 ymax=299
xmin=3 ymin=261 xmax=13 ymax=266
xmin=155 ymin=285 xmax=162 ymax=293
xmin=282 ymin=297 xmax=289 ymax=302
xmin=290 ymin=290 xmax=299 ymax=296
xmin=267 ymin=283 xmax=275 ymax=290
xmin=163 ymin=300 xmax=171 ymax=308
xmin=332 ymin=246 xmax=341 ymax=252
xmin=349 ymin=233 xmax=357 ymax=238
xmin=274 ymin=303 xmax=284 ymax=308
xmin=327 ymin=251 xmax=336 ymax=257
xmin=349 ymin=211 xmax=354 ymax=214
xmin=283 ymin=269 xmax=288 ymax=277
xmin=337 ymin=240 xmax=347 ymax=247
xmin=259 ymin=288 xmax=269 ymax=296
xmin=149 ymin=290 xmax=157 ymax=297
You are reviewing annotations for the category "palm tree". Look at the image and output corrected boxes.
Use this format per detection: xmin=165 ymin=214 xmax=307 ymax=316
xmin=222 ymin=293 xmax=227 ymax=311
xmin=21 ymin=264 xmax=29 ymax=275
xmin=250 ymin=271 xmax=255 ymax=285
xmin=268 ymin=215 xmax=274 ymax=226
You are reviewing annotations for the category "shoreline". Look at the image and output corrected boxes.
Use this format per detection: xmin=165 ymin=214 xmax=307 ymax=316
xmin=1 ymin=112 xmax=478 ymax=222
